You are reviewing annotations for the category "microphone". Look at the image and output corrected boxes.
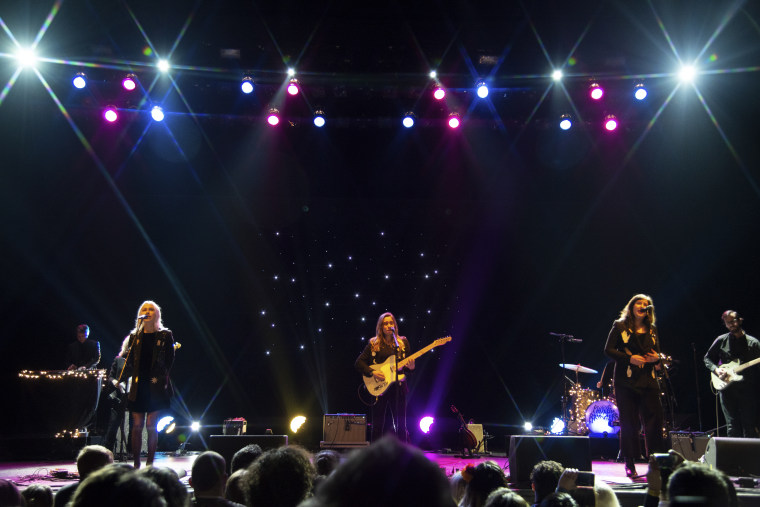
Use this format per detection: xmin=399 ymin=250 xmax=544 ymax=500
xmin=549 ymin=332 xmax=582 ymax=343
xmin=644 ymin=305 xmax=654 ymax=311
xmin=137 ymin=315 xmax=150 ymax=320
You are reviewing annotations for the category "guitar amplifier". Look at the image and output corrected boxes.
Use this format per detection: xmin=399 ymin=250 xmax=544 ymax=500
xmin=321 ymin=414 xmax=368 ymax=448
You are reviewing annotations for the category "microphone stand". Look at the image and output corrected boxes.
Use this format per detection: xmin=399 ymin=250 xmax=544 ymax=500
xmin=690 ymin=343 xmax=703 ymax=432
xmin=392 ymin=332 xmax=401 ymax=442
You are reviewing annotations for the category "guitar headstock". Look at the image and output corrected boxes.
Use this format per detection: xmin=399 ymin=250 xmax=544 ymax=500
xmin=435 ymin=336 xmax=452 ymax=347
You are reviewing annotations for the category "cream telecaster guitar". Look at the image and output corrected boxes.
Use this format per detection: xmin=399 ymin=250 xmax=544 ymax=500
xmin=363 ymin=336 xmax=452 ymax=396
xmin=710 ymin=357 xmax=760 ymax=391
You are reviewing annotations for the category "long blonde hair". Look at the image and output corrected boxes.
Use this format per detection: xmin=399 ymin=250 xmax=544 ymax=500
xmin=129 ymin=300 xmax=166 ymax=334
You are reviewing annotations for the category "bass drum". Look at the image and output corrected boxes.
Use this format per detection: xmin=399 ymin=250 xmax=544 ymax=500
xmin=585 ymin=399 xmax=619 ymax=435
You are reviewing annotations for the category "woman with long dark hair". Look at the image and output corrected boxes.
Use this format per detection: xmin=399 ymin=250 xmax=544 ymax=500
xmin=604 ymin=294 xmax=665 ymax=478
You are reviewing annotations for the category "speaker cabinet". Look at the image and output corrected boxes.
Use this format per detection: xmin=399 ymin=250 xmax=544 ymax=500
xmin=669 ymin=432 xmax=709 ymax=461
xmin=321 ymin=414 xmax=368 ymax=448
xmin=508 ymin=435 xmax=592 ymax=487
xmin=207 ymin=435 xmax=288 ymax=473
xmin=704 ymin=437 xmax=760 ymax=477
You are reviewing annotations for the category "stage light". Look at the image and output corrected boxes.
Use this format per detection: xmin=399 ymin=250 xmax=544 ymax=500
xmin=157 ymin=416 xmax=175 ymax=433
xmin=313 ymin=110 xmax=325 ymax=127
xmin=241 ymin=76 xmax=254 ymax=94
xmin=190 ymin=421 xmax=201 ymax=432
xmin=72 ymin=73 xmax=87 ymax=89
xmin=150 ymin=106 xmax=165 ymax=122
xmin=287 ymin=79 xmax=300 ymax=96
xmin=15 ymin=48 xmax=37 ymax=68
xmin=550 ymin=417 xmax=565 ymax=435
xmin=634 ymin=83 xmax=647 ymax=100
xmin=419 ymin=416 xmax=434 ymax=434
xmin=589 ymin=82 xmax=603 ymax=100
xmin=157 ymin=59 xmax=170 ymax=73
xmin=287 ymin=68 xmax=296 ymax=77
xmin=678 ymin=65 xmax=696 ymax=83
xmin=402 ymin=112 xmax=415 ymax=128
xmin=290 ymin=415 xmax=306 ymax=433
xmin=266 ymin=108 xmax=280 ymax=126
xmin=559 ymin=114 xmax=572 ymax=131
xmin=476 ymin=80 xmax=489 ymax=98
xmin=122 ymin=74 xmax=137 ymax=91
xmin=433 ymin=86 xmax=445 ymax=100
xmin=429 ymin=70 xmax=437 ymax=79
xmin=604 ymin=114 xmax=618 ymax=131
xmin=103 ymin=106 xmax=118 ymax=123
xmin=447 ymin=113 xmax=461 ymax=129
xmin=523 ymin=421 xmax=533 ymax=432
xmin=552 ymin=69 xmax=563 ymax=81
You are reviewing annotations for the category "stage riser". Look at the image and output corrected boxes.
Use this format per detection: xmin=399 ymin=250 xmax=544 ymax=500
xmin=508 ymin=436 xmax=592 ymax=487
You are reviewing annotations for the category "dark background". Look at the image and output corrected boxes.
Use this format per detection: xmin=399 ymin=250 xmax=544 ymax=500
xmin=1 ymin=0 xmax=759 ymax=452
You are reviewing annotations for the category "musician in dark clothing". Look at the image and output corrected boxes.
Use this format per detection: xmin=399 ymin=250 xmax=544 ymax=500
xmin=103 ymin=352 xmax=129 ymax=453
xmin=704 ymin=310 xmax=760 ymax=438
xmin=604 ymin=294 xmax=665 ymax=478
xmin=355 ymin=312 xmax=415 ymax=443
xmin=66 ymin=324 xmax=101 ymax=370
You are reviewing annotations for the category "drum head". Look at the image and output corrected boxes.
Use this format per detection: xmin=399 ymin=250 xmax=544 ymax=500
xmin=585 ymin=399 xmax=619 ymax=435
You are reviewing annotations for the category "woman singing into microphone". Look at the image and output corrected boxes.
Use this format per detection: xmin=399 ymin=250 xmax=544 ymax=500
xmin=120 ymin=300 xmax=175 ymax=468
xmin=604 ymin=294 xmax=665 ymax=478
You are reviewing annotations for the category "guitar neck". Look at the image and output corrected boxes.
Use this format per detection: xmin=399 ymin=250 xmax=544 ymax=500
xmin=398 ymin=341 xmax=442 ymax=368
xmin=733 ymin=356 xmax=760 ymax=373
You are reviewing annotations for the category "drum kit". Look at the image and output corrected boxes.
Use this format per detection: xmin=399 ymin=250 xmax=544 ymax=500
xmin=560 ymin=363 xmax=619 ymax=436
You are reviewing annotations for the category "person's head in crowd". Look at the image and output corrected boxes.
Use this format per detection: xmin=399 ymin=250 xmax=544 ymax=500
xmin=450 ymin=471 xmax=467 ymax=504
xmin=76 ymin=445 xmax=115 ymax=480
xmin=667 ymin=461 xmax=734 ymax=507
xmin=460 ymin=461 xmax=508 ymax=507
xmin=0 ymin=479 xmax=24 ymax=507
xmin=138 ymin=466 xmax=189 ymax=507
xmin=300 ymin=435 xmax=455 ymax=507
xmin=539 ymin=492 xmax=578 ymax=507
xmin=70 ymin=464 xmax=165 ymax=507
xmin=591 ymin=480 xmax=620 ymax=507
xmin=230 ymin=443 xmax=263 ymax=473
xmin=530 ymin=460 xmax=564 ymax=505
xmin=190 ymin=451 xmax=228 ymax=499
xmin=225 ymin=469 xmax=248 ymax=505
xmin=244 ymin=445 xmax=315 ymax=507
xmin=314 ymin=449 xmax=341 ymax=477
xmin=483 ymin=487 xmax=529 ymax=507
xmin=21 ymin=484 xmax=53 ymax=507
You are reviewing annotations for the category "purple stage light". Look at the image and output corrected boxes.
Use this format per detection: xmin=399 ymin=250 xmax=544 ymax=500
xmin=419 ymin=416 xmax=434 ymax=434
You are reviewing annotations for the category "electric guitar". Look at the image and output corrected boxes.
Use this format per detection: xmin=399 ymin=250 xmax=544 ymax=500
xmin=363 ymin=336 xmax=452 ymax=396
xmin=710 ymin=357 xmax=760 ymax=391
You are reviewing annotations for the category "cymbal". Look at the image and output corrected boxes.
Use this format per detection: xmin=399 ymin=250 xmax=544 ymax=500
xmin=559 ymin=363 xmax=598 ymax=374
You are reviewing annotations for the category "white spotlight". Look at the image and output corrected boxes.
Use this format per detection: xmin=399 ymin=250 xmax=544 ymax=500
xmin=559 ymin=114 xmax=572 ymax=131
xmin=402 ymin=112 xmax=415 ymax=128
xmin=552 ymin=69 xmax=563 ymax=81
xmin=476 ymin=80 xmax=489 ymax=98
xmin=287 ymin=68 xmax=296 ymax=77
xmin=313 ymin=110 xmax=326 ymax=127
xmin=190 ymin=421 xmax=201 ymax=432
xmin=15 ymin=48 xmax=37 ymax=68
xmin=151 ymin=106 xmax=165 ymax=122
xmin=523 ymin=421 xmax=533 ymax=432
xmin=429 ymin=70 xmax=437 ymax=79
xmin=678 ymin=65 xmax=696 ymax=83
xmin=157 ymin=59 xmax=170 ymax=73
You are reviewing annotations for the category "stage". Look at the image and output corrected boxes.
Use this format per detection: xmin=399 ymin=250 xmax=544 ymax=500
xmin=2 ymin=451 xmax=759 ymax=506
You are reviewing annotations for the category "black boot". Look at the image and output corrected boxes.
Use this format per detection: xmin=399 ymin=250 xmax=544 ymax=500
xmin=625 ymin=458 xmax=637 ymax=478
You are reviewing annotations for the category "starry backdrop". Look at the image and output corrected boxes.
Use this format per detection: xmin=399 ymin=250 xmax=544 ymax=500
xmin=1 ymin=0 xmax=760 ymax=451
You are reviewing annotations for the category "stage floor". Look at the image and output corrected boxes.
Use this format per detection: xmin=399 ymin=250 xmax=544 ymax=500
xmin=1 ymin=452 xmax=759 ymax=507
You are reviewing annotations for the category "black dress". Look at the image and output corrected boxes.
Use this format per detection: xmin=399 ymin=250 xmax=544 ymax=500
xmin=125 ymin=330 xmax=175 ymax=413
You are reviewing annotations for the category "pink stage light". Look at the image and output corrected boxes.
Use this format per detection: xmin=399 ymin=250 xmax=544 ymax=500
xmin=122 ymin=74 xmax=137 ymax=91
xmin=589 ymin=82 xmax=603 ymax=100
xmin=103 ymin=107 xmax=118 ymax=123
xmin=419 ymin=416 xmax=434 ymax=434
xmin=447 ymin=113 xmax=461 ymax=129
xmin=604 ymin=114 xmax=618 ymax=131
xmin=433 ymin=86 xmax=445 ymax=100
xmin=267 ymin=109 xmax=280 ymax=126
xmin=287 ymin=79 xmax=299 ymax=96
